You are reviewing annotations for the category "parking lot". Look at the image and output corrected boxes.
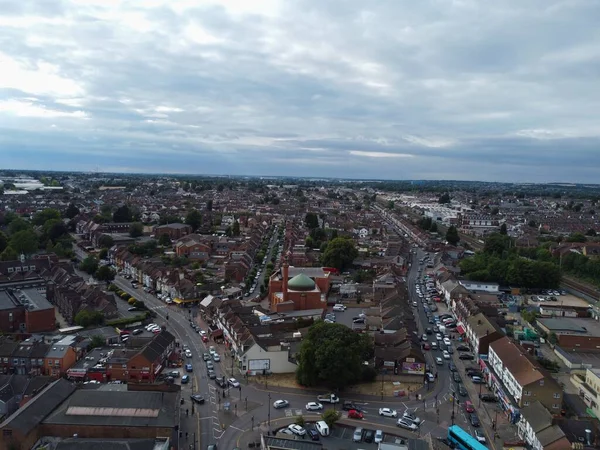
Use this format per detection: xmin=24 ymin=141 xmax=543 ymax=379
xmin=274 ymin=423 xmax=410 ymax=450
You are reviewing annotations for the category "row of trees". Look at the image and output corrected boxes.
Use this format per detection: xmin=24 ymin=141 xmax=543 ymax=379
xmin=80 ymin=256 xmax=117 ymax=283
xmin=460 ymin=233 xmax=561 ymax=288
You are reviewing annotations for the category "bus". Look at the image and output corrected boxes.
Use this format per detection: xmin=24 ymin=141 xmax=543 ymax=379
xmin=447 ymin=425 xmax=488 ymax=450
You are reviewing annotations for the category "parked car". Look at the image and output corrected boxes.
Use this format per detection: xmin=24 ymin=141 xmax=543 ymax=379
xmin=472 ymin=376 xmax=484 ymax=384
xmin=352 ymin=427 xmax=363 ymax=442
xmin=375 ymin=430 xmax=384 ymax=444
xmin=287 ymin=424 xmax=306 ymax=436
xmin=457 ymin=345 xmax=470 ymax=352
xmin=459 ymin=353 xmax=474 ymax=360
xmin=480 ymin=393 xmax=497 ymax=402
xmin=364 ymin=429 xmax=375 ymax=443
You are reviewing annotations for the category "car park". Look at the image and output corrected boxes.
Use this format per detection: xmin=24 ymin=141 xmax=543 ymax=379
xmin=379 ymin=408 xmax=397 ymax=417
xmin=273 ymin=400 xmax=289 ymax=409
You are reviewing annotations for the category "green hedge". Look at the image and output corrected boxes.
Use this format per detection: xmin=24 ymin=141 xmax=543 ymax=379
xmin=106 ymin=313 xmax=148 ymax=327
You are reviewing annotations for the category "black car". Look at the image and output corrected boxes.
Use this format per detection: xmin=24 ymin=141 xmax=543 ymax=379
xmin=453 ymin=372 xmax=461 ymax=383
xmin=448 ymin=362 xmax=457 ymax=372
xmin=307 ymin=428 xmax=319 ymax=441
xmin=480 ymin=393 xmax=498 ymax=402
xmin=457 ymin=345 xmax=470 ymax=352
xmin=470 ymin=413 xmax=480 ymax=427
xmin=191 ymin=394 xmax=205 ymax=404
xmin=426 ymin=328 xmax=433 ymax=335
xmin=343 ymin=401 xmax=358 ymax=411
xmin=458 ymin=385 xmax=468 ymax=396
xmin=215 ymin=378 xmax=227 ymax=388
xmin=459 ymin=353 xmax=475 ymax=360
xmin=364 ymin=429 xmax=375 ymax=443
xmin=467 ymin=369 xmax=483 ymax=377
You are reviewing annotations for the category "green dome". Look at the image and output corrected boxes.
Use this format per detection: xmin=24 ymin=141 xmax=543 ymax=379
xmin=287 ymin=273 xmax=316 ymax=291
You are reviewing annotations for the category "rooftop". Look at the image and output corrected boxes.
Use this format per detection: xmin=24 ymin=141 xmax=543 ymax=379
xmin=0 ymin=288 xmax=53 ymax=311
xmin=43 ymin=389 xmax=178 ymax=428
xmin=538 ymin=317 xmax=600 ymax=336
xmin=489 ymin=337 xmax=544 ymax=386
xmin=262 ymin=436 xmax=322 ymax=450
xmin=54 ymin=438 xmax=169 ymax=450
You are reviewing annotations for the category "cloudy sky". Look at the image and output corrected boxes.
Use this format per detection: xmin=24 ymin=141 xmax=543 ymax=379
xmin=1 ymin=0 xmax=599 ymax=182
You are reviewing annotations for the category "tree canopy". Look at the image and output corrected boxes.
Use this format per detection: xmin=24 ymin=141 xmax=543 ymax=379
xmin=65 ymin=203 xmax=80 ymax=219
xmin=129 ymin=222 xmax=144 ymax=237
xmin=305 ymin=212 xmax=319 ymax=229
xmin=97 ymin=234 xmax=115 ymax=248
xmin=113 ymin=205 xmax=133 ymax=223
xmin=80 ymin=256 xmax=99 ymax=275
xmin=95 ymin=265 xmax=116 ymax=283
xmin=32 ymin=208 xmax=61 ymax=226
xmin=296 ymin=321 xmax=373 ymax=389
xmin=445 ymin=225 xmax=460 ymax=246
xmin=74 ymin=310 xmax=104 ymax=327
xmin=185 ymin=209 xmax=202 ymax=231
xmin=320 ymin=237 xmax=358 ymax=271
xmin=9 ymin=229 xmax=38 ymax=255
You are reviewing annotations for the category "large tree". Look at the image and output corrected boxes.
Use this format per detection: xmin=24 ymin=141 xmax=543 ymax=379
xmin=296 ymin=321 xmax=373 ymax=389
xmin=80 ymin=256 xmax=99 ymax=275
xmin=0 ymin=231 xmax=7 ymax=253
xmin=320 ymin=237 xmax=358 ymax=271
xmin=129 ymin=222 xmax=144 ymax=237
xmin=97 ymin=234 xmax=115 ymax=248
xmin=65 ymin=203 xmax=80 ymax=219
xmin=95 ymin=265 xmax=116 ymax=283
xmin=445 ymin=225 xmax=460 ymax=246
xmin=113 ymin=204 xmax=133 ymax=223
xmin=185 ymin=209 xmax=202 ymax=231
xmin=305 ymin=212 xmax=319 ymax=229
xmin=32 ymin=208 xmax=61 ymax=226
xmin=9 ymin=229 xmax=38 ymax=255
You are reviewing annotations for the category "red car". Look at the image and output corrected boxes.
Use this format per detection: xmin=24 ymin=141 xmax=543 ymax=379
xmin=423 ymin=343 xmax=431 ymax=351
xmin=465 ymin=400 xmax=475 ymax=413
xmin=201 ymin=335 xmax=208 ymax=343
xmin=348 ymin=409 xmax=364 ymax=419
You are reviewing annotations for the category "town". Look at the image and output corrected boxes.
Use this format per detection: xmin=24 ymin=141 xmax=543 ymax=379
xmin=1 ymin=172 xmax=600 ymax=450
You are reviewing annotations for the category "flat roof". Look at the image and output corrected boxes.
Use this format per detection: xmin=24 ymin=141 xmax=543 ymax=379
xmin=538 ymin=318 xmax=600 ymax=336
xmin=43 ymin=389 xmax=178 ymax=428
xmin=0 ymin=288 xmax=53 ymax=311
xmin=263 ymin=436 xmax=322 ymax=450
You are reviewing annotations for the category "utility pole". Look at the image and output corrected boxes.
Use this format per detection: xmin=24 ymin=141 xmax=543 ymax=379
xmin=267 ymin=393 xmax=271 ymax=435
xmin=451 ymin=397 xmax=456 ymax=426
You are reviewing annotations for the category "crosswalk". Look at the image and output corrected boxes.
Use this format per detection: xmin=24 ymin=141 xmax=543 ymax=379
xmin=285 ymin=409 xmax=303 ymax=417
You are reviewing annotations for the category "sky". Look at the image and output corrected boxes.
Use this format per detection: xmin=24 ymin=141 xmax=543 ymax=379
xmin=1 ymin=0 xmax=599 ymax=183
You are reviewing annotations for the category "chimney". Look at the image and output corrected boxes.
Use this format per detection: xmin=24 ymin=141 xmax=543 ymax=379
xmin=282 ymin=262 xmax=289 ymax=303
xmin=585 ymin=429 xmax=592 ymax=446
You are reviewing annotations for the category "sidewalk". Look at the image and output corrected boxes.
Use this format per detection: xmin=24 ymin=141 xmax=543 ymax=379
xmin=451 ymin=350 xmax=519 ymax=449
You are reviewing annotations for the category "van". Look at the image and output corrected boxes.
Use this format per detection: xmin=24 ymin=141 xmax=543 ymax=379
xmin=315 ymin=420 xmax=330 ymax=436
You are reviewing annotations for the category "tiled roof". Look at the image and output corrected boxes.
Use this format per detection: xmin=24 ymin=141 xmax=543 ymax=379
xmin=490 ymin=337 xmax=544 ymax=386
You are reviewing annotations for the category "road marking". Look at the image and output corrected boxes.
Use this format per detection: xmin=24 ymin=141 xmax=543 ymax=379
xmin=285 ymin=410 xmax=292 ymax=417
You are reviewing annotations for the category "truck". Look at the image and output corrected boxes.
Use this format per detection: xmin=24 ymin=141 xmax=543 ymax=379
xmin=317 ymin=393 xmax=340 ymax=404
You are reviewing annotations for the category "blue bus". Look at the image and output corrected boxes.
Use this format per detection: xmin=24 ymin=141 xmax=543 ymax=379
xmin=447 ymin=425 xmax=488 ymax=450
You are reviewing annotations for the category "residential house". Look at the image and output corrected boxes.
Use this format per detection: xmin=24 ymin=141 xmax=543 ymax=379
xmin=0 ymin=375 xmax=29 ymax=419
xmin=175 ymin=234 xmax=212 ymax=260
xmin=43 ymin=340 xmax=77 ymax=377
xmin=571 ymin=368 xmax=600 ymax=418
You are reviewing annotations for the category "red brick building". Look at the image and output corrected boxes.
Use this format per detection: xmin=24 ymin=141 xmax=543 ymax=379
xmin=268 ymin=263 xmax=331 ymax=312
xmin=154 ymin=223 xmax=192 ymax=240
xmin=0 ymin=289 xmax=55 ymax=333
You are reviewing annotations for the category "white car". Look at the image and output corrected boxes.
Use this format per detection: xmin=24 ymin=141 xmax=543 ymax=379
xmin=287 ymin=424 xmax=306 ymax=436
xmin=332 ymin=304 xmax=346 ymax=312
xmin=402 ymin=411 xmax=422 ymax=424
xmin=436 ymin=357 xmax=443 ymax=365
xmin=474 ymin=429 xmax=486 ymax=443
xmin=436 ymin=333 xmax=443 ymax=341
xmin=443 ymin=337 xmax=451 ymax=346
xmin=305 ymin=402 xmax=323 ymax=411
xmin=228 ymin=378 xmax=240 ymax=388
xmin=273 ymin=400 xmax=289 ymax=409
xmin=184 ymin=350 xmax=192 ymax=358
xmin=397 ymin=418 xmax=417 ymax=431
xmin=374 ymin=429 xmax=384 ymax=444
xmin=442 ymin=350 xmax=450 ymax=360
xmin=379 ymin=408 xmax=397 ymax=418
